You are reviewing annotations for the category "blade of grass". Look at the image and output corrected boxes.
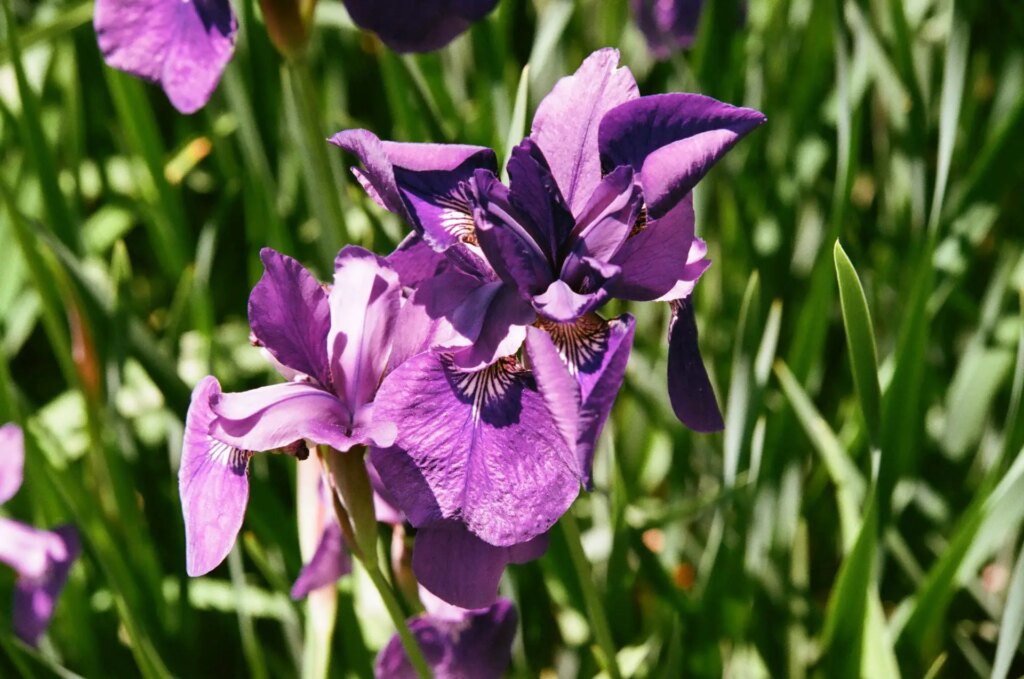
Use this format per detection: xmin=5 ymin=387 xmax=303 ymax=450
xmin=501 ymin=64 xmax=530 ymax=183
xmin=992 ymin=539 xmax=1024 ymax=679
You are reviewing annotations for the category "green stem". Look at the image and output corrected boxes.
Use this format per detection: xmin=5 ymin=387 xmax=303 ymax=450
xmin=560 ymin=509 xmax=622 ymax=679
xmin=364 ymin=565 xmax=433 ymax=679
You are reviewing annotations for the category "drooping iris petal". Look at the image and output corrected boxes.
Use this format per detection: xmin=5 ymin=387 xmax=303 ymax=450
xmin=8 ymin=524 xmax=79 ymax=646
xmin=373 ymin=353 xmax=579 ymax=546
xmin=248 ymin=248 xmax=331 ymax=387
xmin=179 ymin=376 xmax=251 ymax=577
xmin=211 ymin=382 xmax=395 ymax=452
xmin=291 ymin=521 xmax=352 ymax=600
xmin=342 ymin=0 xmax=499 ymax=53
xmin=609 ymin=193 xmax=709 ymax=301
xmin=328 ymin=247 xmax=402 ymax=414
xmin=374 ymin=599 xmax=518 ymax=679
xmin=94 ymin=0 xmax=237 ymax=114
xmin=631 ymin=0 xmax=704 ymax=59
xmin=530 ymin=48 xmax=639 ymax=215
xmin=598 ymin=93 xmax=766 ymax=217
xmin=532 ymin=258 xmax=620 ymax=323
xmin=385 ymin=233 xmax=450 ymax=288
xmin=667 ymin=300 xmax=723 ymax=432
xmin=0 ymin=422 xmax=24 ymax=504
xmin=413 ymin=520 xmax=548 ymax=609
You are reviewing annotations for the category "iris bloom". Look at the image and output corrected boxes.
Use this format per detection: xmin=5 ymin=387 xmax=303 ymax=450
xmin=375 ymin=593 xmax=517 ymax=679
xmin=94 ymin=0 xmax=237 ymax=114
xmin=0 ymin=424 xmax=79 ymax=646
xmin=179 ymin=246 xmax=402 ymax=576
xmin=631 ymin=0 xmax=704 ymax=58
xmin=343 ymin=0 xmax=499 ymax=53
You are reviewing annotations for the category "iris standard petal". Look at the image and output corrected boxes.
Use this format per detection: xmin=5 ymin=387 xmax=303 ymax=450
xmin=413 ymin=520 xmax=548 ymax=609
xmin=0 ymin=422 xmax=24 ymax=504
xmin=374 ymin=598 xmax=518 ymax=679
xmin=631 ymin=0 xmax=703 ymax=59
xmin=532 ymin=258 xmax=620 ymax=323
xmin=373 ymin=353 xmax=579 ymax=546
xmin=598 ymin=93 xmax=766 ymax=217
xmin=473 ymin=192 xmax=554 ymax=298
xmin=249 ymin=248 xmax=332 ymax=387
xmin=179 ymin=376 xmax=251 ymax=577
xmin=530 ymin=48 xmax=639 ymax=215
xmin=505 ymin=139 xmax=575 ymax=261
xmin=667 ymin=300 xmax=724 ymax=432
xmin=94 ymin=0 xmax=237 ymax=114
xmin=328 ymin=246 xmax=402 ymax=413
xmin=343 ymin=0 xmax=499 ymax=53
xmin=562 ymin=165 xmax=641 ymax=275
xmin=291 ymin=521 xmax=352 ymax=600
xmin=5 ymin=523 xmax=79 ymax=646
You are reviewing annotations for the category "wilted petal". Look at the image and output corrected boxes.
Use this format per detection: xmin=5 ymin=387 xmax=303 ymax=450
xmin=328 ymin=246 xmax=402 ymax=413
xmin=531 ymin=48 xmax=639 ymax=215
xmin=249 ymin=248 xmax=331 ymax=387
xmin=667 ymin=300 xmax=723 ymax=432
xmin=291 ymin=521 xmax=352 ymax=599
xmin=533 ymin=258 xmax=619 ymax=323
xmin=94 ymin=0 xmax=237 ymax=114
xmin=0 ymin=522 xmax=79 ymax=646
xmin=413 ymin=520 xmax=547 ymax=609
xmin=343 ymin=0 xmax=499 ymax=53
xmin=599 ymin=93 xmax=766 ymax=217
xmin=374 ymin=599 xmax=518 ymax=679
xmin=179 ymin=377 xmax=251 ymax=577
xmin=631 ymin=0 xmax=703 ymax=59
xmin=0 ymin=422 xmax=24 ymax=504
xmin=373 ymin=353 xmax=579 ymax=546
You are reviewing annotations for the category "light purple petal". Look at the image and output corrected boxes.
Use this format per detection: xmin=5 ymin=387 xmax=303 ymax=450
xmin=179 ymin=376 xmax=251 ymax=577
xmin=598 ymin=93 xmax=766 ymax=217
xmin=530 ymin=49 xmax=639 ymax=215
xmin=291 ymin=521 xmax=352 ymax=599
xmin=0 ymin=423 xmax=24 ymax=504
xmin=94 ymin=0 xmax=237 ymax=114
xmin=328 ymin=246 xmax=402 ymax=414
xmin=565 ymin=165 xmax=640 ymax=267
xmin=249 ymin=248 xmax=331 ymax=387
xmin=532 ymin=258 xmax=620 ymax=323
xmin=413 ymin=520 xmax=547 ymax=609
xmin=524 ymin=327 xmax=581 ymax=459
xmin=373 ymin=353 xmax=579 ymax=546
xmin=667 ymin=300 xmax=723 ymax=432
xmin=4 ymin=523 xmax=79 ymax=646
xmin=385 ymin=233 xmax=450 ymax=288
xmin=374 ymin=599 xmax=518 ymax=679
xmin=210 ymin=382 xmax=395 ymax=452
xmin=343 ymin=0 xmax=499 ymax=53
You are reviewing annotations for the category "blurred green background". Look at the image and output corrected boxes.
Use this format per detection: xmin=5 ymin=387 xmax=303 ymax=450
xmin=1 ymin=0 xmax=1024 ymax=676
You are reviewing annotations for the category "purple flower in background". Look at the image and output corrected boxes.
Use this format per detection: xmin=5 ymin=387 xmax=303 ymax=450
xmin=343 ymin=0 xmax=499 ymax=53
xmin=179 ymin=246 xmax=403 ymax=576
xmin=0 ymin=424 xmax=80 ymax=646
xmin=375 ymin=595 xmax=517 ymax=679
xmin=631 ymin=0 xmax=703 ymax=58
xmin=94 ymin=0 xmax=238 ymax=114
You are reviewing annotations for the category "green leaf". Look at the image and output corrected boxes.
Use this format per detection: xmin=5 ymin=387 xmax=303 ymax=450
xmin=501 ymin=64 xmax=530 ymax=183
xmin=992 ymin=540 xmax=1024 ymax=679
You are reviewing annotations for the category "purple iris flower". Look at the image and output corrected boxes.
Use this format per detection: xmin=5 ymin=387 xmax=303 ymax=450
xmin=631 ymin=0 xmax=704 ymax=58
xmin=94 ymin=0 xmax=238 ymax=114
xmin=0 ymin=424 xmax=80 ymax=646
xmin=343 ymin=0 xmax=499 ymax=53
xmin=179 ymin=246 xmax=404 ymax=576
xmin=375 ymin=594 xmax=517 ymax=679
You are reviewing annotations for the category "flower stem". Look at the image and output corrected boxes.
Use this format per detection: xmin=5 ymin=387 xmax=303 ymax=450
xmin=560 ymin=508 xmax=622 ymax=679
xmin=364 ymin=564 xmax=433 ymax=679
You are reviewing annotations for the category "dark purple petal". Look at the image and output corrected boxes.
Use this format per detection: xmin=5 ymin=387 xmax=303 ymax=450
xmin=249 ymin=248 xmax=331 ymax=387
xmin=0 ymin=423 xmax=24 ymax=504
xmin=562 ymin=165 xmax=640 ymax=275
xmin=598 ymin=93 xmax=766 ymax=217
xmin=631 ymin=0 xmax=703 ymax=59
xmin=179 ymin=377 xmax=251 ymax=577
xmin=374 ymin=599 xmax=518 ymax=679
xmin=373 ymin=353 xmax=579 ymax=546
xmin=367 ymin=459 xmax=405 ymax=525
xmin=210 ymin=382 xmax=396 ymax=452
xmin=609 ymin=193 xmax=711 ymax=301
xmin=667 ymin=300 xmax=723 ymax=432
xmin=505 ymin=139 xmax=575 ymax=261
xmin=328 ymin=246 xmax=402 ymax=413
xmin=385 ymin=233 xmax=450 ymax=288
xmin=94 ymin=0 xmax=237 ymax=114
xmin=1 ymin=522 xmax=79 ymax=646
xmin=532 ymin=258 xmax=619 ymax=323
xmin=531 ymin=49 xmax=639 ymax=215
xmin=330 ymin=129 xmax=410 ymax=220
xmin=413 ymin=520 xmax=547 ymax=609
xmin=291 ymin=521 xmax=352 ymax=600
xmin=343 ymin=0 xmax=499 ymax=53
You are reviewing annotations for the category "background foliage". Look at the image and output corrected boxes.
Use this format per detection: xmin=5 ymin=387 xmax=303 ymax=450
xmin=1 ymin=0 xmax=1023 ymax=676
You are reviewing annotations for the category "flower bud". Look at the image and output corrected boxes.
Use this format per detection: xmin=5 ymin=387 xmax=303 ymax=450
xmin=259 ymin=0 xmax=317 ymax=59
